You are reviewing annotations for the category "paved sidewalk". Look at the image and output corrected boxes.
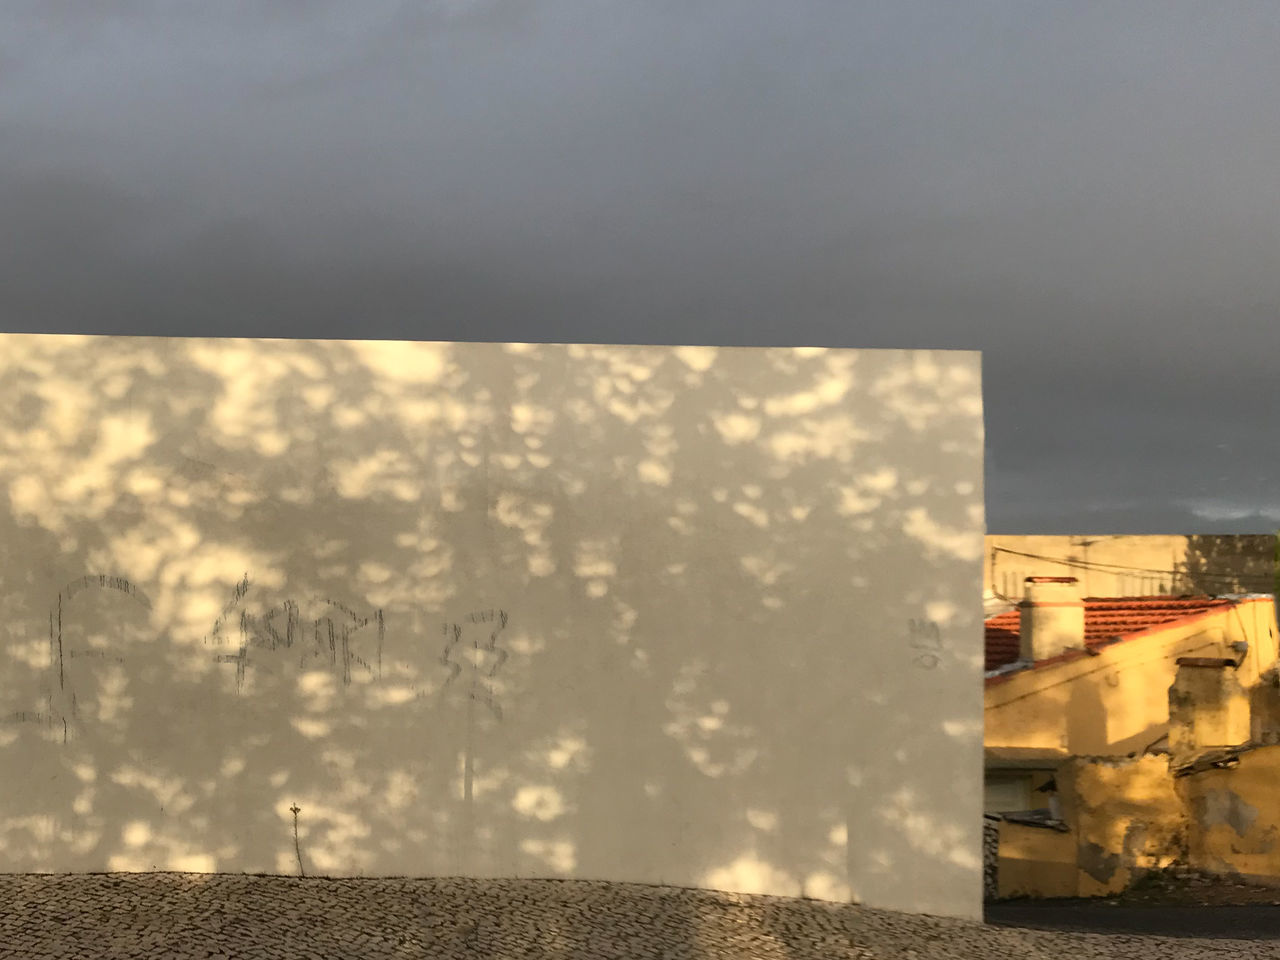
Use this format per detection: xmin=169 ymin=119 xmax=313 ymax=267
xmin=1 ymin=873 xmax=1278 ymax=958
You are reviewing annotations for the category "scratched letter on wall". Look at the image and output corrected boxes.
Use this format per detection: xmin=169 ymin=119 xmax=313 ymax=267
xmin=441 ymin=610 xmax=509 ymax=720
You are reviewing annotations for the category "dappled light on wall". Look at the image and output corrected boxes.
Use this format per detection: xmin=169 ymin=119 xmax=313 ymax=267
xmin=0 ymin=334 xmax=984 ymax=921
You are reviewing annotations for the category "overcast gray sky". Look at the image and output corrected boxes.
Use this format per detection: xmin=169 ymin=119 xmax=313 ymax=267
xmin=2 ymin=1 xmax=1279 ymax=533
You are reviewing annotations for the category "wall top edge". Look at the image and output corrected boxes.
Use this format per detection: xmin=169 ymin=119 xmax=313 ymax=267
xmin=0 ymin=332 xmax=982 ymax=357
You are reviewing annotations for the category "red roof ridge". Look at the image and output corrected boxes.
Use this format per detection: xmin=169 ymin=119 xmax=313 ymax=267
xmin=984 ymin=593 xmax=1257 ymax=676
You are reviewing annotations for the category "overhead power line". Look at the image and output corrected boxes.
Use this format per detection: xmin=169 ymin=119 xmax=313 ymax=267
xmin=990 ymin=545 xmax=1276 ymax=587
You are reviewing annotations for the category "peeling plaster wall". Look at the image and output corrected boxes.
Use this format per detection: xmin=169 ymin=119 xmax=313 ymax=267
xmin=1063 ymin=756 xmax=1187 ymax=897
xmin=1250 ymin=674 xmax=1280 ymax=744
xmin=995 ymin=690 xmax=1280 ymax=899
xmin=995 ymin=756 xmax=1188 ymax=900
xmin=999 ymin=743 xmax=1280 ymax=899
xmin=1181 ymin=747 xmax=1280 ymax=880
xmin=1168 ymin=666 xmax=1250 ymax=765
xmin=0 ymin=335 xmax=986 ymax=920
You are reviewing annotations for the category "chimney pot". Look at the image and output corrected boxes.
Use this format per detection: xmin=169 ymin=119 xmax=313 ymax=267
xmin=1019 ymin=576 xmax=1085 ymax=662
xmin=1168 ymin=659 xmax=1251 ymax=765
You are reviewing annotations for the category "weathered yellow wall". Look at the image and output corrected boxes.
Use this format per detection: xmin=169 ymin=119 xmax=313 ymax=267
xmin=993 ymin=752 xmax=1273 ymax=900
xmin=1231 ymin=597 xmax=1280 ymax=690
xmin=1061 ymin=756 xmax=1186 ymax=897
xmin=1168 ymin=666 xmax=1250 ymax=765
xmin=1180 ymin=746 xmax=1280 ymax=880
xmin=995 ymin=707 xmax=1280 ymax=899
xmin=985 ymin=598 xmax=1277 ymax=757
xmin=1251 ymin=679 xmax=1280 ymax=744
xmin=996 ymin=822 xmax=1076 ymax=899
xmin=0 ymin=335 xmax=987 ymax=920
xmin=996 ymin=741 xmax=1280 ymax=899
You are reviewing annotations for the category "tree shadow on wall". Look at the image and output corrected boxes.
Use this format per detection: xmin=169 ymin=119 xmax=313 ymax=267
xmin=0 ymin=335 xmax=986 ymax=946
xmin=1179 ymin=535 xmax=1276 ymax=598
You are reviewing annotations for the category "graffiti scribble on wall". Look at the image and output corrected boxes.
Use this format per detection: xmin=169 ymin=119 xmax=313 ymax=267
xmin=16 ymin=574 xmax=159 ymax=741
xmin=209 ymin=576 xmax=386 ymax=693
xmin=26 ymin=574 xmax=387 ymax=739
xmin=441 ymin=609 xmax=509 ymax=720
xmin=908 ymin=618 xmax=944 ymax=670
xmin=51 ymin=574 xmax=153 ymax=693
xmin=206 ymin=572 xmax=251 ymax=646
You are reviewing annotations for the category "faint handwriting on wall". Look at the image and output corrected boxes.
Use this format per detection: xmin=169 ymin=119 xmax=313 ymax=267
xmin=28 ymin=571 xmax=397 ymax=740
xmin=38 ymin=575 xmax=153 ymax=739
xmin=31 ymin=572 xmax=387 ymax=738
xmin=908 ymin=618 xmax=943 ymax=670
xmin=441 ymin=609 xmax=509 ymax=720
xmin=209 ymin=575 xmax=386 ymax=693
xmin=52 ymin=575 xmax=152 ymax=691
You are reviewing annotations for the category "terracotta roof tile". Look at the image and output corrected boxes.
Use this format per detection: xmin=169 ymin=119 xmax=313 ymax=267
xmin=984 ymin=595 xmax=1238 ymax=672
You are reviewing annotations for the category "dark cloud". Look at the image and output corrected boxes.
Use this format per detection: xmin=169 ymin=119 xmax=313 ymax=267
xmin=2 ymin=1 xmax=1279 ymax=533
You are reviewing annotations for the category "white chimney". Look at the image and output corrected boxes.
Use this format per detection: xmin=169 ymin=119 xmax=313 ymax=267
xmin=1168 ymin=657 xmax=1251 ymax=766
xmin=1019 ymin=577 xmax=1085 ymax=663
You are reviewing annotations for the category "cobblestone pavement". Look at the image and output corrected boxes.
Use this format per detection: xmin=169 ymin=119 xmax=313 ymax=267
xmin=1 ymin=874 xmax=1279 ymax=959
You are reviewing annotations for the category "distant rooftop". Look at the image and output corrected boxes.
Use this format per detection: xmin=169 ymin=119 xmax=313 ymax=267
xmin=985 ymin=595 xmax=1243 ymax=673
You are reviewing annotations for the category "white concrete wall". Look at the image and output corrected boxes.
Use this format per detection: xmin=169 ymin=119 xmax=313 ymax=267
xmin=0 ymin=334 xmax=985 ymax=920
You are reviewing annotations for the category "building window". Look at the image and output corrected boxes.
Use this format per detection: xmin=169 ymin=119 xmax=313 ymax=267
xmin=983 ymin=775 xmax=1032 ymax=814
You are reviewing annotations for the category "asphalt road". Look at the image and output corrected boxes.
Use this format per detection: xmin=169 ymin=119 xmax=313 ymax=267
xmin=987 ymin=900 xmax=1280 ymax=940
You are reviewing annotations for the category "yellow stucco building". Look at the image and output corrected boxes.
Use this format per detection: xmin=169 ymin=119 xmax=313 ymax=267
xmin=982 ymin=555 xmax=1280 ymax=900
